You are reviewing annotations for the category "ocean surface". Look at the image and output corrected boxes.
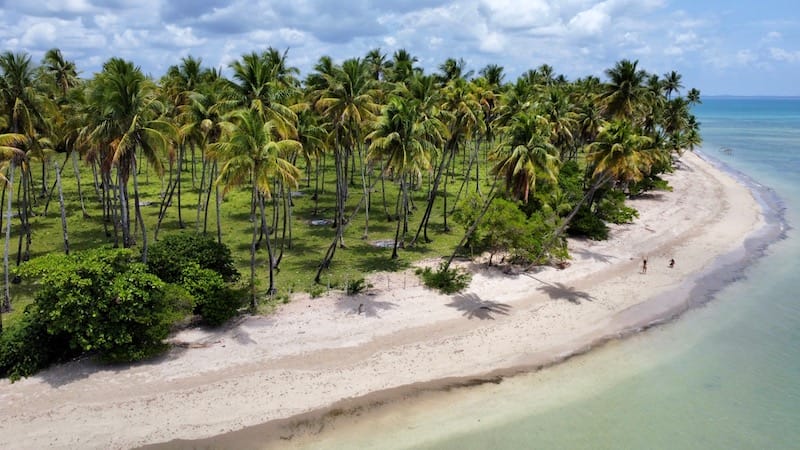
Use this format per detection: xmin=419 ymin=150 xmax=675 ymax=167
xmin=200 ymin=97 xmax=800 ymax=449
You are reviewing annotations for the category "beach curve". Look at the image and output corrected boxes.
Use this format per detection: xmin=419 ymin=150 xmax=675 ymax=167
xmin=0 ymin=151 xmax=772 ymax=449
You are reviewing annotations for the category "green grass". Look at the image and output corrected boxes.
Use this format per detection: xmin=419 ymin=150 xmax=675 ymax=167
xmin=1 ymin=147 xmax=493 ymax=327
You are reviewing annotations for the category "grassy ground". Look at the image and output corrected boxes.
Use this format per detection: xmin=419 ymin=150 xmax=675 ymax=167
xmin=1 ymin=147 xmax=491 ymax=325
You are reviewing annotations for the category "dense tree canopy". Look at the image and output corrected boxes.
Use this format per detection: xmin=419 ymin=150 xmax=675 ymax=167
xmin=0 ymin=46 xmax=701 ymax=327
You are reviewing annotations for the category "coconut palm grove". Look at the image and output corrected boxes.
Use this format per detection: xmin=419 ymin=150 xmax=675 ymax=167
xmin=0 ymin=47 xmax=700 ymax=378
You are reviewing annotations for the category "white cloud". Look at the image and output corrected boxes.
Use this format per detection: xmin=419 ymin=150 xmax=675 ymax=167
xmin=568 ymin=4 xmax=611 ymax=36
xmin=769 ymin=47 xmax=800 ymax=63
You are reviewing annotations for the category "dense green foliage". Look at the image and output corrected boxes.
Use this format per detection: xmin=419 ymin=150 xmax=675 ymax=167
xmin=0 ymin=46 xmax=699 ymax=378
xmin=179 ymin=263 xmax=243 ymax=326
xmin=0 ymin=308 xmax=76 ymax=381
xmin=16 ymin=248 xmax=177 ymax=362
xmin=416 ymin=263 xmax=472 ymax=294
xmin=147 ymin=233 xmax=240 ymax=283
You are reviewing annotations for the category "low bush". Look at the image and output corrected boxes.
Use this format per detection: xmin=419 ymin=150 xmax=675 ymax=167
xmin=345 ymin=277 xmax=370 ymax=295
xmin=416 ymin=263 xmax=472 ymax=294
xmin=568 ymin=206 xmax=609 ymax=240
xmin=0 ymin=307 xmax=77 ymax=382
xmin=147 ymin=233 xmax=240 ymax=283
xmin=16 ymin=248 xmax=178 ymax=364
xmin=180 ymin=263 xmax=243 ymax=326
xmin=597 ymin=190 xmax=639 ymax=224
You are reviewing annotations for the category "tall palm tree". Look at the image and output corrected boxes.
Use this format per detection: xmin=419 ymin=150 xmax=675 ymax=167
xmin=42 ymin=48 xmax=79 ymax=101
xmin=312 ymin=57 xmax=379 ymax=282
xmin=365 ymin=48 xmax=391 ymax=81
xmin=599 ymin=59 xmax=648 ymax=120
xmin=208 ymin=109 xmax=301 ymax=306
xmin=662 ymin=70 xmax=683 ymax=100
xmin=387 ymin=49 xmax=419 ymax=84
xmin=367 ymin=95 xmax=439 ymax=259
xmin=87 ymin=58 xmax=174 ymax=262
xmin=491 ymin=111 xmax=559 ymax=204
xmin=0 ymin=132 xmax=25 ymax=315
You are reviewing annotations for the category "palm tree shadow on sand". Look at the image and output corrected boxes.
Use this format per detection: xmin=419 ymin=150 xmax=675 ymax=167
xmin=525 ymin=274 xmax=596 ymax=304
xmin=337 ymin=296 xmax=398 ymax=318
xmin=446 ymin=293 xmax=512 ymax=320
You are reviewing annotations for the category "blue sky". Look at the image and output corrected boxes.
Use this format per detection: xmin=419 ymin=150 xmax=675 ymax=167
xmin=0 ymin=0 xmax=798 ymax=96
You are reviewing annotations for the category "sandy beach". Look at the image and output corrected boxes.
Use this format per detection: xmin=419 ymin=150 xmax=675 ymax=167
xmin=0 ymin=151 xmax=766 ymax=449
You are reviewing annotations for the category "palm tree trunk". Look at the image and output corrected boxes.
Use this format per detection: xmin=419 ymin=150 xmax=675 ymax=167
xmin=177 ymin=144 xmax=185 ymax=228
xmin=132 ymin=157 xmax=148 ymax=263
xmin=3 ymin=160 xmax=15 ymax=313
xmin=203 ymin=162 xmax=214 ymax=234
xmin=444 ymin=177 xmax=499 ymax=271
xmin=215 ymin=166 xmax=222 ymax=244
xmin=72 ymin=150 xmax=89 ymax=218
xmin=196 ymin=151 xmax=208 ymax=231
xmin=258 ymin=191 xmax=277 ymax=296
xmin=412 ymin=142 xmax=455 ymax=245
xmin=249 ymin=184 xmax=258 ymax=309
xmin=361 ymin=153 xmax=370 ymax=239
xmin=43 ymin=152 xmax=70 ymax=216
xmin=118 ymin=169 xmax=132 ymax=248
xmin=54 ymin=160 xmax=70 ymax=255
xmin=391 ymin=176 xmax=407 ymax=259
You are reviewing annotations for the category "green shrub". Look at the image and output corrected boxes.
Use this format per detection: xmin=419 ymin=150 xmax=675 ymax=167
xmin=147 ymin=233 xmax=240 ymax=283
xmin=309 ymin=285 xmax=327 ymax=298
xmin=17 ymin=248 xmax=177 ymax=364
xmin=0 ymin=307 xmax=77 ymax=382
xmin=568 ymin=206 xmax=609 ymax=240
xmin=597 ymin=190 xmax=639 ymax=224
xmin=180 ymin=263 xmax=243 ymax=326
xmin=416 ymin=263 xmax=472 ymax=294
xmin=345 ymin=277 xmax=370 ymax=295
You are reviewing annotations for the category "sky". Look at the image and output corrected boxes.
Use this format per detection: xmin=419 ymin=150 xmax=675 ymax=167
xmin=0 ymin=0 xmax=798 ymax=96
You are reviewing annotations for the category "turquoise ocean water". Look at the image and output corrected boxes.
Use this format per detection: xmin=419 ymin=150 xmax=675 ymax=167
xmin=187 ymin=98 xmax=800 ymax=450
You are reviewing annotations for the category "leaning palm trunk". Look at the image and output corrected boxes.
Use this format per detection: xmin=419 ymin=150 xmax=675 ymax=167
xmin=43 ymin=152 xmax=70 ymax=216
xmin=3 ymin=160 xmax=15 ymax=313
xmin=526 ymin=173 xmax=613 ymax=270
xmin=412 ymin=140 xmax=456 ymax=245
xmin=54 ymin=160 xmax=70 ymax=254
xmin=444 ymin=177 xmax=499 ymax=271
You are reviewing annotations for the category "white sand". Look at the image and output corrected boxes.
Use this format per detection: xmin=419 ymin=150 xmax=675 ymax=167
xmin=0 ymin=152 xmax=766 ymax=449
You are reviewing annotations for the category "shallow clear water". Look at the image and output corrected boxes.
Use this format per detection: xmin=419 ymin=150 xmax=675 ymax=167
xmin=181 ymin=98 xmax=800 ymax=450
xmin=280 ymin=97 xmax=800 ymax=450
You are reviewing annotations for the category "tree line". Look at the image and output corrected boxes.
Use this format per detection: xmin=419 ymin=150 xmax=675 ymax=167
xmin=0 ymin=47 xmax=702 ymax=329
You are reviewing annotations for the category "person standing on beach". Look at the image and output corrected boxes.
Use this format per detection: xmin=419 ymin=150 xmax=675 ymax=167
xmin=669 ymin=258 xmax=675 ymax=268
xmin=642 ymin=258 xmax=648 ymax=274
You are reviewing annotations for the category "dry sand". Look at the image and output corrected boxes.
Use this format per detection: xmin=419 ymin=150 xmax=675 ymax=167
xmin=0 ymin=152 xmax=766 ymax=449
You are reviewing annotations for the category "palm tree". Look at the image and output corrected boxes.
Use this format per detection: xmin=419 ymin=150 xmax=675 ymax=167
xmin=491 ymin=111 xmax=559 ymax=204
xmin=662 ymin=70 xmax=683 ymax=100
xmin=367 ymin=95 xmax=438 ymax=259
xmin=0 ymin=132 xmax=25 ymax=315
xmin=437 ymin=57 xmax=473 ymax=85
xmin=86 ymin=58 xmax=174 ymax=262
xmin=387 ymin=49 xmax=419 ymax=84
xmin=209 ymin=109 xmax=301 ymax=306
xmin=686 ymin=88 xmax=701 ymax=105
xmin=365 ymin=48 xmax=391 ymax=81
xmin=312 ymin=57 xmax=379 ymax=281
xmin=42 ymin=48 xmax=79 ymax=101
xmin=599 ymin=59 xmax=648 ymax=120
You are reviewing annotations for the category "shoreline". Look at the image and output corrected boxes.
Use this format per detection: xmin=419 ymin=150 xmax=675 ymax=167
xmin=0 ymin=151 xmax=780 ymax=450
